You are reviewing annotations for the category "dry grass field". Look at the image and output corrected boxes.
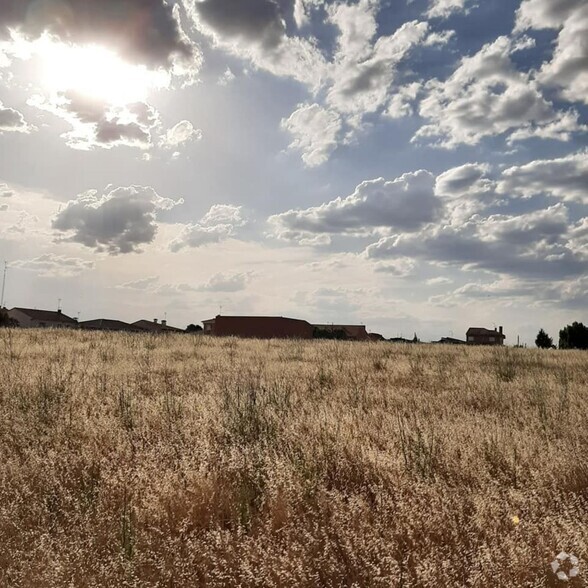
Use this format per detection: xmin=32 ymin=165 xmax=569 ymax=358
xmin=1 ymin=329 xmax=587 ymax=587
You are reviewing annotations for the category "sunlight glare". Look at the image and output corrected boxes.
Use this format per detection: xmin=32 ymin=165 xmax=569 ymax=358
xmin=42 ymin=43 xmax=168 ymax=105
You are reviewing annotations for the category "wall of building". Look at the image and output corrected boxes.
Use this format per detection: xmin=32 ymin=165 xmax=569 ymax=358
xmin=212 ymin=316 xmax=313 ymax=339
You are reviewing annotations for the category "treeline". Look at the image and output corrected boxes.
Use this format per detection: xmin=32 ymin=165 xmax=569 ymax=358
xmin=536 ymin=322 xmax=588 ymax=350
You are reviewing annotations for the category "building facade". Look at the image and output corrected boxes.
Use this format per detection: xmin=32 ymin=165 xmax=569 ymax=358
xmin=312 ymin=324 xmax=369 ymax=341
xmin=466 ymin=326 xmax=505 ymax=345
xmin=202 ymin=316 xmax=314 ymax=339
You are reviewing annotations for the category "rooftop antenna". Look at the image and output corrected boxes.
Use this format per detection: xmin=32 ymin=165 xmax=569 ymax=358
xmin=219 ymin=303 xmax=223 ymax=315
xmin=58 ymin=298 xmax=62 ymax=312
xmin=0 ymin=261 xmax=7 ymax=309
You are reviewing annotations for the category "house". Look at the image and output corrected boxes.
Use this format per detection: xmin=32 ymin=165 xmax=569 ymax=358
xmin=312 ymin=324 xmax=369 ymax=341
xmin=388 ymin=337 xmax=414 ymax=344
xmin=202 ymin=315 xmax=314 ymax=339
xmin=466 ymin=326 xmax=505 ymax=345
xmin=132 ymin=319 xmax=184 ymax=334
xmin=7 ymin=307 xmax=78 ymax=329
xmin=79 ymin=319 xmax=142 ymax=333
xmin=435 ymin=337 xmax=466 ymax=345
xmin=368 ymin=332 xmax=386 ymax=342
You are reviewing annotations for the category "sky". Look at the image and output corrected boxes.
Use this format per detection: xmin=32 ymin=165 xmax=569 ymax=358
xmin=0 ymin=0 xmax=586 ymax=343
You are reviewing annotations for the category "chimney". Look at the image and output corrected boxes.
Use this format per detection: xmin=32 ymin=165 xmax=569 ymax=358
xmin=57 ymin=309 xmax=61 ymax=315
xmin=154 ymin=318 xmax=158 ymax=324
xmin=499 ymin=326 xmax=503 ymax=335
xmin=161 ymin=320 xmax=167 ymax=327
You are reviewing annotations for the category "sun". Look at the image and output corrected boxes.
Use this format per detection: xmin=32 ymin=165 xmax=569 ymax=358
xmin=41 ymin=42 xmax=168 ymax=105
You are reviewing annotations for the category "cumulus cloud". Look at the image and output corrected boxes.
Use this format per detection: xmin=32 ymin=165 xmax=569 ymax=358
xmin=515 ymin=0 xmax=584 ymax=30
xmin=198 ymin=271 xmax=254 ymax=292
xmin=327 ymin=19 xmax=430 ymax=116
xmin=435 ymin=163 xmax=494 ymax=198
xmin=188 ymin=0 xmax=327 ymax=88
xmin=281 ymin=103 xmax=342 ymax=167
xmin=193 ymin=0 xmax=286 ymax=50
xmin=11 ymin=253 xmax=94 ymax=277
xmin=435 ymin=162 xmax=498 ymax=221
xmin=270 ymin=170 xmax=443 ymax=242
xmin=169 ymin=204 xmax=246 ymax=252
xmin=536 ymin=4 xmax=588 ymax=106
xmin=498 ymin=151 xmax=588 ymax=204
xmin=426 ymin=0 xmax=471 ymax=19
xmin=160 ymin=120 xmax=202 ymax=149
xmin=384 ymin=82 xmax=422 ymax=119
xmin=0 ymin=101 xmax=33 ymax=133
xmin=414 ymin=36 xmax=576 ymax=147
xmin=366 ymin=203 xmax=588 ymax=280
xmin=53 ymin=185 xmax=183 ymax=254
xmin=29 ymin=92 xmax=158 ymax=150
xmin=0 ymin=0 xmax=195 ymax=70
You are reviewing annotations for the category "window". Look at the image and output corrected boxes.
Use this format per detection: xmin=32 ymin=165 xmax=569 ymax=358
xmin=468 ymin=336 xmax=474 ymax=342
xmin=489 ymin=336 xmax=495 ymax=342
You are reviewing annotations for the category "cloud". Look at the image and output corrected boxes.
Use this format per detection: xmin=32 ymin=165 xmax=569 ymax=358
xmin=199 ymin=271 xmax=254 ymax=292
xmin=11 ymin=253 xmax=94 ymax=277
xmin=0 ymin=0 xmax=195 ymax=70
xmin=201 ymin=204 xmax=246 ymax=226
xmin=432 ymin=275 xmax=588 ymax=310
xmin=0 ymin=184 xmax=14 ymax=198
xmin=0 ymin=101 xmax=33 ymax=133
xmin=169 ymin=204 xmax=245 ymax=252
xmin=435 ymin=162 xmax=494 ymax=198
xmin=53 ymin=185 xmax=183 ymax=254
xmin=414 ymin=36 xmax=576 ymax=147
xmin=434 ymin=162 xmax=498 ymax=221
xmin=327 ymin=19 xmax=430 ymax=116
xmin=426 ymin=0 xmax=471 ymax=19
xmin=536 ymin=4 xmax=588 ymax=106
xmin=327 ymin=0 xmax=378 ymax=64
xmin=498 ymin=151 xmax=588 ymax=204
xmin=366 ymin=203 xmax=588 ymax=281
xmin=29 ymin=92 xmax=158 ymax=150
xmin=0 ymin=204 xmax=8 ymax=212
xmin=193 ymin=0 xmax=286 ymax=50
xmin=188 ymin=0 xmax=327 ymax=88
xmin=384 ymin=82 xmax=422 ymax=119
xmin=281 ymin=103 xmax=342 ymax=167
xmin=515 ymin=0 xmax=584 ymax=30
xmin=426 ymin=276 xmax=453 ymax=285
xmin=270 ymin=170 xmax=443 ymax=241
xmin=116 ymin=276 xmax=160 ymax=290
xmin=160 ymin=120 xmax=202 ymax=149
xmin=372 ymin=257 xmax=416 ymax=277
xmin=218 ymin=67 xmax=236 ymax=85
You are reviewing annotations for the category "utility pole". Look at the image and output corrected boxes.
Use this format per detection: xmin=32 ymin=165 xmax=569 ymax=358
xmin=0 ymin=261 xmax=7 ymax=309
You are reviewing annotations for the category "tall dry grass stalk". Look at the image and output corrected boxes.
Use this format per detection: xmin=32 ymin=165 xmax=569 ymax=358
xmin=1 ymin=330 xmax=587 ymax=586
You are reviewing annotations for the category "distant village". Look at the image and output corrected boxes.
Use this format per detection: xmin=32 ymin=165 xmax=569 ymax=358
xmin=0 ymin=305 xmax=507 ymax=346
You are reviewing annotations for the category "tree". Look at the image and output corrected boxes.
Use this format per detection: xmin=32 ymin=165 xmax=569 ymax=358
xmin=535 ymin=328 xmax=553 ymax=349
xmin=0 ymin=308 xmax=17 ymax=328
xmin=559 ymin=322 xmax=588 ymax=350
xmin=186 ymin=323 xmax=203 ymax=333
